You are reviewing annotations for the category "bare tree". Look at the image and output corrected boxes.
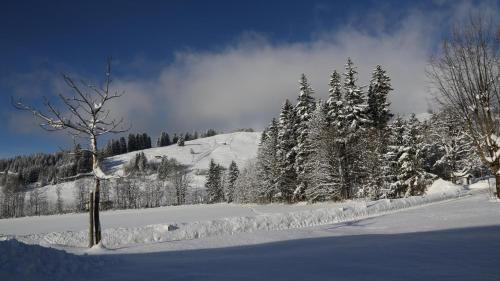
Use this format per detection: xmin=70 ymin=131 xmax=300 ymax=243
xmin=28 ymin=188 xmax=48 ymax=216
xmin=56 ymin=185 xmax=64 ymax=214
xmin=13 ymin=59 xmax=128 ymax=246
xmin=428 ymin=15 xmax=500 ymax=198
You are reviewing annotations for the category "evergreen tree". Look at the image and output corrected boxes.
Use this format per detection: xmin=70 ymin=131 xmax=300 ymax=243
xmin=112 ymin=140 xmax=120 ymax=155
xmin=119 ymin=137 xmax=127 ymax=154
xmin=383 ymin=116 xmax=406 ymax=197
xmin=256 ymin=119 xmax=279 ymax=202
xmin=128 ymin=134 xmax=137 ymax=152
xmin=294 ymin=74 xmax=316 ymax=201
xmin=206 ymin=159 xmax=223 ymax=203
xmin=276 ymin=99 xmax=297 ymax=202
xmin=424 ymin=109 xmax=476 ymax=183
xmin=340 ymin=58 xmax=369 ymax=135
xmin=395 ymin=115 xmax=433 ymax=197
xmin=367 ymin=65 xmax=393 ymax=130
xmin=304 ymin=102 xmax=342 ymax=202
xmin=225 ymin=160 xmax=239 ymax=203
xmin=326 ymin=70 xmax=343 ymax=127
xmin=177 ymin=135 xmax=185 ymax=146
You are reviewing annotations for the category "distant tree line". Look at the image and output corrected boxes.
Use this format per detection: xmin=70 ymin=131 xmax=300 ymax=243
xmin=104 ymin=129 xmax=222 ymax=157
xmin=0 ymin=145 xmax=92 ymax=188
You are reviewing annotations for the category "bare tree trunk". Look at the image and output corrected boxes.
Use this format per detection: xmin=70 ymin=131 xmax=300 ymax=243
xmin=495 ymin=171 xmax=500 ymax=199
xmin=94 ymin=178 xmax=102 ymax=244
xmin=89 ymin=191 xmax=94 ymax=248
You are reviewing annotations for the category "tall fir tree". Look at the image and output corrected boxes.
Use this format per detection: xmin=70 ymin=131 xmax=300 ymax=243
xmin=119 ymin=137 xmax=127 ymax=154
xmin=367 ymin=65 xmax=393 ymax=130
xmin=206 ymin=159 xmax=223 ymax=203
xmin=128 ymin=134 xmax=137 ymax=152
xmin=383 ymin=116 xmax=406 ymax=197
xmin=304 ymin=102 xmax=342 ymax=202
xmin=326 ymin=70 xmax=343 ymax=127
xmin=276 ymin=99 xmax=297 ymax=202
xmin=225 ymin=160 xmax=240 ymax=203
xmin=256 ymin=119 xmax=279 ymax=202
xmin=294 ymin=74 xmax=316 ymax=201
xmin=397 ymin=115 xmax=433 ymax=197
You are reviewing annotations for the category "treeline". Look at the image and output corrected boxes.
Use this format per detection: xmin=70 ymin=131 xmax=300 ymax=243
xmin=104 ymin=133 xmax=152 ymax=157
xmin=104 ymin=129 xmax=221 ymax=157
xmin=224 ymin=58 xmax=485 ymax=204
xmin=0 ymin=145 xmax=92 ymax=187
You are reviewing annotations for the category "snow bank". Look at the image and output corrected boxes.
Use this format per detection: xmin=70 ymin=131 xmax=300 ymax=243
xmin=0 ymin=239 xmax=103 ymax=281
xmin=426 ymin=179 xmax=466 ymax=196
xmin=469 ymin=179 xmax=493 ymax=190
xmin=13 ymin=189 xmax=468 ymax=249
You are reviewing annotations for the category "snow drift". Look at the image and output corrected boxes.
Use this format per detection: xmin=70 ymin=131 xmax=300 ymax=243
xmin=10 ymin=182 xmax=474 ymax=249
xmin=0 ymin=239 xmax=104 ymax=281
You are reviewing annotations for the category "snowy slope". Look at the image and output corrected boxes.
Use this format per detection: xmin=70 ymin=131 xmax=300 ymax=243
xmin=104 ymin=131 xmax=261 ymax=176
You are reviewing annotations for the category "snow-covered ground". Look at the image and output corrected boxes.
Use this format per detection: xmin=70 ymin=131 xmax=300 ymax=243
xmin=0 ymin=182 xmax=500 ymax=280
xmin=1 ymin=180 xmax=497 ymax=280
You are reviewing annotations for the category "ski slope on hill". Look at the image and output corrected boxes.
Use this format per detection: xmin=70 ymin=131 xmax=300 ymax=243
xmin=104 ymin=131 xmax=261 ymax=177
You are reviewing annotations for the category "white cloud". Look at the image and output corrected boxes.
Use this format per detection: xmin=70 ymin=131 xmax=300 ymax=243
xmin=113 ymin=12 xmax=437 ymax=132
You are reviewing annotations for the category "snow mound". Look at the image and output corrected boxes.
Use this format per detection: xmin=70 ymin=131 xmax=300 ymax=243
xmin=469 ymin=179 xmax=493 ymax=190
xmin=0 ymin=239 xmax=103 ymax=281
xmin=426 ymin=179 xmax=466 ymax=196
xmin=15 ymin=191 xmax=467 ymax=249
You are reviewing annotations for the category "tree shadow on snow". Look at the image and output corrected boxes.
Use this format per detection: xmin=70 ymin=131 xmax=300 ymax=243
xmin=97 ymin=225 xmax=500 ymax=281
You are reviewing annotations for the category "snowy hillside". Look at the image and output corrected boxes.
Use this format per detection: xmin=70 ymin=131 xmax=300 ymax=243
xmin=22 ymin=132 xmax=260 ymax=208
xmin=104 ymin=131 xmax=260 ymax=180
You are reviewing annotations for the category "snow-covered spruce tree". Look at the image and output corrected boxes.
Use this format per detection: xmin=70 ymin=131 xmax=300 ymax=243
xmin=225 ymin=160 xmax=239 ymax=203
xmin=326 ymin=70 xmax=343 ymax=126
xmin=423 ymin=109 xmax=476 ymax=183
xmin=397 ymin=114 xmax=433 ymax=197
xmin=359 ymin=65 xmax=393 ymax=199
xmin=341 ymin=58 xmax=369 ymax=135
xmin=256 ymin=119 xmax=279 ymax=202
xmin=367 ymin=65 xmax=393 ymax=131
xmin=382 ymin=116 xmax=405 ymax=197
xmin=304 ymin=102 xmax=342 ymax=202
xmin=177 ymin=135 xmax=185 ymax=146
xmin=205 ymin=159 xmax=224 ymax=203
xmin=327 ymin=58 xmax=369 ymax=199
xmin=276 ymin=99 xmax=298 ymax=202
xmin=294 ymin=74 xmax=316 ymax=201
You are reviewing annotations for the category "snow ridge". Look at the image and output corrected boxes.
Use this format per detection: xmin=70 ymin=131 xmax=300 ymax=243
xmin=10 ymin=188 xmax=472 ymax=249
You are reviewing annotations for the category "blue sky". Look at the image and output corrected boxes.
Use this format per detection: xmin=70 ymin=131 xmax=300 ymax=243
xmin=0 ymin=0 xmax=497 ymax=158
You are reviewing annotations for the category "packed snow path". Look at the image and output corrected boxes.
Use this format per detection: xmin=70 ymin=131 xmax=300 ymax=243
xmin=93 ymin=191 xmax=500 ymax=281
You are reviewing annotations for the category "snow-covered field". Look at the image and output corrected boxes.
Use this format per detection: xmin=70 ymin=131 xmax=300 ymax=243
xmin=1 ymin=180 xmax=498 ymax=280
